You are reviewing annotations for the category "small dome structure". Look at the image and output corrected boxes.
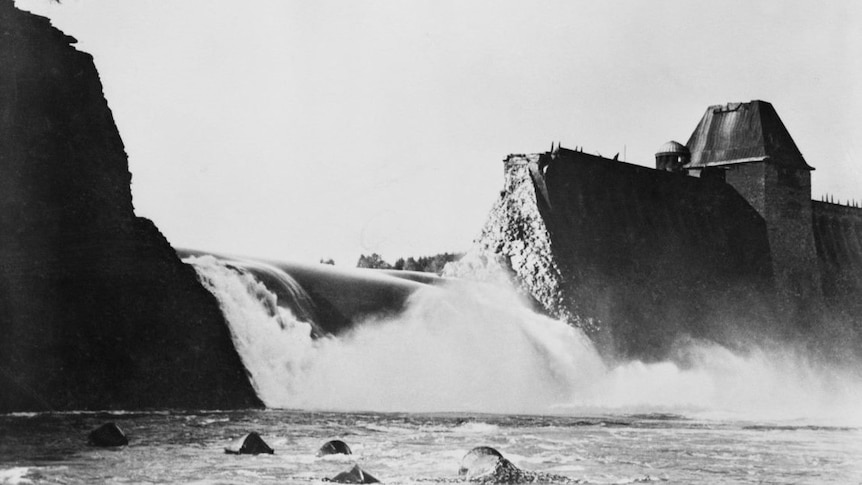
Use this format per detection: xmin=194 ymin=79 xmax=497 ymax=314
xmin=655 ymin=140 xmax=690 ymax=172
xmin=656 ymin=141 xmax=690 ymax=156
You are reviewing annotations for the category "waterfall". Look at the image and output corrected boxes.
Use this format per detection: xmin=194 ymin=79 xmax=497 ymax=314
xmin=185 ymin=254 xmax=862 ymax=424
xmin=185 ymin=255 xmax=321 ymax=405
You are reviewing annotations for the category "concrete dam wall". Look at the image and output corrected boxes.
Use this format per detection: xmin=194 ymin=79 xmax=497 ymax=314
xmin=813 ymin=201 xmax=862 ymax=318
xmin=467 ymin=101 xmax=862 ymax=360
xmin=470 ymin=148 xmax=778 ymax=359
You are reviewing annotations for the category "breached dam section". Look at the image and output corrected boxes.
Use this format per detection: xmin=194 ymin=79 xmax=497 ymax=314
xmin=177 ymin=249 xmax=436 ymax=337
xmin=183 ymin=252 xmax=862 ymax=420
xmin=0 ymin=3 xmax=258 ymax=412
xmin=182 ymin=253 xmax=454 ymax=409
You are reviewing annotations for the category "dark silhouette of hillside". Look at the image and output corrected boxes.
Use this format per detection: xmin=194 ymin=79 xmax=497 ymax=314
xmin=0 ymin=2 xmax=260 ymax=411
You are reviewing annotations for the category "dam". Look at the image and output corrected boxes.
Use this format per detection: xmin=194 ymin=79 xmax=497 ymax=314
xmin=464 ymin=100 xmax=862 ymax=358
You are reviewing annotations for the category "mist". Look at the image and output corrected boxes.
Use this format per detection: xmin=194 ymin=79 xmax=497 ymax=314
xmin=187 ymin=255 xmax=862 ymax=425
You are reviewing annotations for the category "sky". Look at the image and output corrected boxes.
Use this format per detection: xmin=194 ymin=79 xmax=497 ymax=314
xmin=14 ymin=0 xmax=862 ymax=266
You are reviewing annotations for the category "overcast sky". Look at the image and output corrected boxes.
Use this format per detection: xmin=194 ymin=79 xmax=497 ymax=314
xmin=15 ymin=0 xmax=862 ymax=266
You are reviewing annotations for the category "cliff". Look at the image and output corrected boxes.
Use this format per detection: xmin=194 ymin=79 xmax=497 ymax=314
xmin=0 ymin=2 xmax=260 ymax=411
xmin=466 ymin=148 xmax=779 ymax=359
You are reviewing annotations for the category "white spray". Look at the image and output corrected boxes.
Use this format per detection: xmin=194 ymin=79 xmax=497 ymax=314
xmin=187 ymin=255 xmax=862 ymax=424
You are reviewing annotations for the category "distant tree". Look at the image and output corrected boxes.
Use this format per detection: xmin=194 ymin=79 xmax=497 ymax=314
xmin=388 ymin=252 xmax=463 ymax=274
xmin=356 ymin=252 xmax=463 ymax=273
xmin=356 ymin=253 xmax=392 ymax=269
xmin=403 ymin=257 xmax=421 ymax=271
xmin=319 ymin=258 xmax=335 ymax=265
xmin=425 ymin=256 xmax=445 ymax=274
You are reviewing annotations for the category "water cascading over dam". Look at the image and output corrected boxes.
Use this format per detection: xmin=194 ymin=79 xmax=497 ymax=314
xmin=183 ymin=252 xmax=862 ymax=422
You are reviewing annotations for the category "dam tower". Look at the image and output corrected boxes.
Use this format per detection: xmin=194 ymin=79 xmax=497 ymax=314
xmin=655 ymin=140 xmax=690 ymax=173
xmin=684 ymin=100 xmax=822 ymax=316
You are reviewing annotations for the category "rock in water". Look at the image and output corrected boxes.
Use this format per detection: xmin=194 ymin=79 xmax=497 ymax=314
xmin=87 ymin=423 xmax=128 ymax=447
xmin=224 ymin=432 xmax=274 ymax=455
xmin=459 ymin=446 xmax=503 ymax=478
xmin=459 ymin=446 xmax=522 ymax=482
xmin=318 ymin=439 xmax=353 ymax=456
xmin=327 ymin=465 xmax=380 ymax=484
xmin=458 ymin=446 xmax=576 ymax=483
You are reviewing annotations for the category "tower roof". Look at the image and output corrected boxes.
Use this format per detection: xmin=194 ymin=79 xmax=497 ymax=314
xmin=685 ymin=100 xmax=813 ymax=170
xmin=656 ymin=140 xmax=689 ymax=156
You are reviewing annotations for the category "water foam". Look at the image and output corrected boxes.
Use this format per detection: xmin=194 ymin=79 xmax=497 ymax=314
xmin=187 ymin=255 xmax=862 ymax=424
xmin=0 ymin=468 xmax=31 ymax=485
xmin=188 ymin=255 xmax=321 ymax=406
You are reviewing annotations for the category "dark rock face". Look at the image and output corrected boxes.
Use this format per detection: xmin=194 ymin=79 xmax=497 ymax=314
xmin=224 ymin=432 xmax=274 ymax=455
xmin=87 ymin=422 xmax=129 ymax=447
xmin=327 ymin=465 xmax=380 ymax=484
xmin=0 ymin=2 xmax=260 ymax=411
xmin=318 ymin=439 xmax=353 ymax=456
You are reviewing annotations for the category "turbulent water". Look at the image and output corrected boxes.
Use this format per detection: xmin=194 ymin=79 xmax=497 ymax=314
xmin=3 ymin=255 xmax=862 ymax=483
xmin=187 ymin=255 xmax=862 ymax=423
xmin=1 ymin=411 xmax=860 ymax=484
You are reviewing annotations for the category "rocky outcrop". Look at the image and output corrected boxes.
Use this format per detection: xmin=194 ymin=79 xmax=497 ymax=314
xmin=87 ymin=423 xmax=129 ymax=447
xmin=0 ymin=2 xmax=260 ymax=411
xmin=224 ymin=432 xmax=275 ymax=455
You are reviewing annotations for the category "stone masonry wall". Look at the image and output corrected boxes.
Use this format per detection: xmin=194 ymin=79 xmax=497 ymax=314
xmin=464 ymin=147 xmax=779 ymax=359
xmin=450 ymin=154 xmax=579 ymax=325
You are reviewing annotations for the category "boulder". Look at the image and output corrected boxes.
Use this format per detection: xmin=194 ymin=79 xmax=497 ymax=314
xmin=224 ymin=432 xmax=274 ymax=455
xmin=458 ymin=446 xmax=573 ymax=483
xmin=327 ymin=465 xmax=380 ymax=484
xmin=318 ymin=439 xmax=352 ymax=456
xmin=458 ymin=446 xmax=505 ymax=481
xmin=87 ymin=423 xmax=128 ymax=447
